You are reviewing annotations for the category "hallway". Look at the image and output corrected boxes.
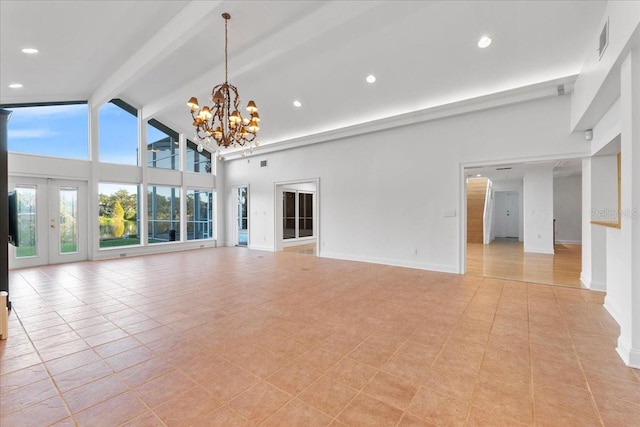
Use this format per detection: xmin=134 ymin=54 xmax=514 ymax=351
xmin=466 ymin=238 xmax=582 ymax=287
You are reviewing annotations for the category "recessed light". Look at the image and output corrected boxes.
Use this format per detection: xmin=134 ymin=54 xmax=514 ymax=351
xmin=476 ymin=174 xmax=483 ymax=177
xmin=477 ymin=36 xmax=492 ymax=48
xmin=366 ymin=74 xmax=376 ymax=84
xmin=293 ymin=100 xmax=302 ymax=108
xmin=21 ymin=48 xmax=38 ymax=54
xmin=8 ymin=83 xmax=23 ymax=89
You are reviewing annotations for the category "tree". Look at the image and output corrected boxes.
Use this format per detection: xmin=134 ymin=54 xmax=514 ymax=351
xmin=113 ymin=200 xmax=125 ymax=220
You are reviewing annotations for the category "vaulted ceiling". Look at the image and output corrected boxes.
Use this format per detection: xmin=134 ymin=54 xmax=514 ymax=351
xmin=0 ymin=0 xmax=607 ymax=152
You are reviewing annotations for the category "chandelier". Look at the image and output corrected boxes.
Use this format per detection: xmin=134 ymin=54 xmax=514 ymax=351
xmin=187 ymin=13 xmax=260 ymax=155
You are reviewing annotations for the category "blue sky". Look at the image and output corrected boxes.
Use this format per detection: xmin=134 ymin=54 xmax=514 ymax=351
xmin=7 ymin=103 xmax=167 ymax=164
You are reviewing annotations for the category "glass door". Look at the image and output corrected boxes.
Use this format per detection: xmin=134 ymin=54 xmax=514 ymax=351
xmin=49 ymin=181 xmax=87 ymax=264
xmin=8 ymin=178 xmax=87 ymax=268
xmin=236 ymin=187 xmax=248 ymax=246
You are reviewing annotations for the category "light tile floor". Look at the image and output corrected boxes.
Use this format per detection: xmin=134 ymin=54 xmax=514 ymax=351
xmin=1 ymin=247 xmax=639 ymax=426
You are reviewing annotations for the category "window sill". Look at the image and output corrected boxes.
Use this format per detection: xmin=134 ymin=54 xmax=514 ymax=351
xmin=591 ymin=220 xmax=621 ymax=229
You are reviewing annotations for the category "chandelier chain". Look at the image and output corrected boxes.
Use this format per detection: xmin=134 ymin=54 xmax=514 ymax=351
xmin=224 ymin=14 xmax=228 ymax=84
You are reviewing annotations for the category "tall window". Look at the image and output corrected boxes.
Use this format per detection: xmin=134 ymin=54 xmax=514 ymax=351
xmin=99 ymin=99 xmax=138 ymax=165
xmin=7 ymin=103 xmax=88 ymax=159
xmin=147 ymin=120 xmax=179 ymax=170
xmin=99 ymin=183 xmax=140 ymax=248
xmin=283 ymin=191 xmax=314 ymax=239
xmin=186 ymin=189 xmax=213 ymax=240
xmin=186 ymin=140 xmax=212 ymax=174
xmin=148 ymin=186 xmax=180 ymax=243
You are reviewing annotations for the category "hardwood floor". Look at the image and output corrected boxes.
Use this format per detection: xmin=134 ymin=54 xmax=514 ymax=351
xmin=466 ymin=238 xmax=582 ymax=287
xmin=282 ymin=243 xmax=317 ymax=256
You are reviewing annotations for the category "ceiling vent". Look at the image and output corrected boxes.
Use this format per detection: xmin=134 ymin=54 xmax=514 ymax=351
xmin=496 ymin=167 xmax=512 ymax=171
xmin=555 ymin=160 xmax=567 ymax=168
xmin=260 ymin=160 xmax=267 ymax=167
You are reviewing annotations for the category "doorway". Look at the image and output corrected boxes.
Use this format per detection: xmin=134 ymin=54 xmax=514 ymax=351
xmin=275 ymin=179 xmax=319 ymax=255
xmin=8 ymin=177 xmax=88 ymax=268
xmin=234 ymin=186 xmax=248 ymax=247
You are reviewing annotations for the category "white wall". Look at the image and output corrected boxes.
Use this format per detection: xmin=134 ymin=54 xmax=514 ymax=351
xmin=581 ymin=157 xmax=607 ymax=291
xmin=571 ymin=1 xmax=640 ymax=131
xmin=523 ymin=167 xmax=555 ymax=254
xmin=224 ymin=95 xmax=589 ymax=273
xmin=592 ymin=154 xmax=620 ymax=221
xmin=553 ymin=175 xmax=582 ymax=244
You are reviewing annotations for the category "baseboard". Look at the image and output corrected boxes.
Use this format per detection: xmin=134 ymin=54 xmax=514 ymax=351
xmin=248 ymin=244 xmax=274 ymax=252
xmin=523 ymin=247 xmax=555 ymax=255
xmin=616 ymin=336 xmax=640 ymax=369
xmin=556 ymin=239 xmax=582 ymax=245
xmin=580 ymin=272 xmax=606 ymax=291
xmin=92 ymin=239 xmax=218 ymax=261
xmin=320 ymin=251 xmax=459 ymax=274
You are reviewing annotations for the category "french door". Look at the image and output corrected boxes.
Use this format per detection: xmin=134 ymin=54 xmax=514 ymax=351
xmin=235 ymin=186 xmax=248 ymax=247
xmin=8 ymin=177 xmax=88 ymax=268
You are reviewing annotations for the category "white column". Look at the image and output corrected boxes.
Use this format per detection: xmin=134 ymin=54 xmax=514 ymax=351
xmin=139 ymin=115 xmax=148 ymax=246
xmin=179 ymin=133 xmax=187 ymax=242
xmin=88 ymin=104 xmax=100 ymax=260
xmin=523 ymin=166 xmax=555 ymax=254
xmin=617 ymin=49 xmax=640 ymax=368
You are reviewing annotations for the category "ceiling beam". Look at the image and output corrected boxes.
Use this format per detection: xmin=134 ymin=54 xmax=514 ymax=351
xmin=140 ymin=0 xmax=383 ymax=122
xmin=90 ymin=0 xmax=223 ymax=108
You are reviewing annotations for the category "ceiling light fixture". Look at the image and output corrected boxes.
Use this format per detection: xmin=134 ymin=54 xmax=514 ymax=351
xmin=21 ymin=48 xmax=38 ymax=54
xmin=8 ymin=83 xmax=23 ymax=89
xmin=187 ymin=13 xmax=260 ymax=156
xmin=293 ymin=100 xmax=302 ymax=108
xmin=366 ymin=74 xmax=376 ymax=83
xmin=477 ymin=36 xmax=492 ymax=48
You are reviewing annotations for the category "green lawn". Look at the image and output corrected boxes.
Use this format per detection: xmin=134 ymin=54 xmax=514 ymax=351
xmin=15 ymin=242 xmax=77 ymax=257
xmin=99 ymin=238 xmax=141 ymax=248
xmin=16 ymin=245 xmax=36 ymax=257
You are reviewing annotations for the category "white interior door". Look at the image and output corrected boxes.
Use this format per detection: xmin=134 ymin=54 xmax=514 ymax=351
xmin=494 ymin=191 xmax=519 ymax=239
xmin=494 ymin=192 xmax=507 ymax=238
xmin=8 ymin=177 xmax=88 ymax=268
xmin=505 ymin=192 xmax=519 ymax=238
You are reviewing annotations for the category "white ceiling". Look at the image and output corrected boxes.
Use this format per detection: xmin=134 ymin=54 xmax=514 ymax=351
xmin=1 ymin=0 xmax=607 ymax=151
xmin=465 ymin=158 xmax=584 ymax=182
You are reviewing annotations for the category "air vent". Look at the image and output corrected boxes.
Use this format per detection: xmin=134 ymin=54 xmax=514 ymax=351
xmin=496 ymin=167 xmax=512 ymax=171
xmin=599 ymin=18 xmax=609 ymax=59
xmin=260 ymin=160 xmax=267 ymax=167
xmin=555 ymin=160 xmax=567 ymax=168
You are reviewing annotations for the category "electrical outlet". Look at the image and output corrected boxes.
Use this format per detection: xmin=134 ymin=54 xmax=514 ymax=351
xmin=443 ymin=209 xmax=456 ymax=217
